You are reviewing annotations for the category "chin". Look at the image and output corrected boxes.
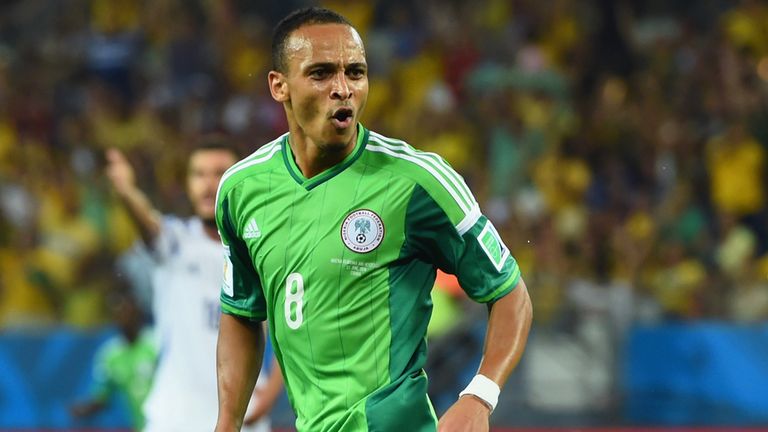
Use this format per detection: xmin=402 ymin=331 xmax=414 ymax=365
xmin=326 ymin=129 xmax=356 ymax=147
xmin=197 ymin=209 xmax=216 ymax=220
xmin=322 ymin=140 xmax=349 ymax=151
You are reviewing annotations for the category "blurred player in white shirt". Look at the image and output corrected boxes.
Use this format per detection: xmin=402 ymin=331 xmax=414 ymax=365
xmin=107 ymin=140 xmax=283 ymax=432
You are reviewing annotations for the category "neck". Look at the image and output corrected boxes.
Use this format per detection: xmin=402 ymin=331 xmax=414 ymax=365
xmin=289 ymin=124 xmax=357 ymax=179
xmin=202 ymin=218 xmax=220 ymax=241
xmin=122 ymin=326 xmax=140 ymax=344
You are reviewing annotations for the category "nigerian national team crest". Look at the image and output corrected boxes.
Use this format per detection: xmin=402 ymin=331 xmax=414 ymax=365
xmin=341 ymin=209 xmax=385 ymax=253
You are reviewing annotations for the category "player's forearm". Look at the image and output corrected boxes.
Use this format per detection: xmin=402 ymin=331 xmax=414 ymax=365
xmin=438 ymin=282 xmax=531 ymax=428
xmin=477 ymin=277 xmax=532 ymax=386
xmin=115 ymin=185 xmax=161 ymax=246
xmin=216 ymin=313 xmax=265 ymax=431
xmin=69 ymin=399 xmax=106 ymax=417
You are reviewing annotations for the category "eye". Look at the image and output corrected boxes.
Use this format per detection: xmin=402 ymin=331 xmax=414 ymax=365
xmin=309 ymin=69 xmax=329 ymax=79
xmin=347 ymin=68 xmax=366 ymax=79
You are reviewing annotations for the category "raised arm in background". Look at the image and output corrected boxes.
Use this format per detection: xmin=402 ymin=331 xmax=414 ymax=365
xmin=105 ymin=148 xmax=161 ymax=246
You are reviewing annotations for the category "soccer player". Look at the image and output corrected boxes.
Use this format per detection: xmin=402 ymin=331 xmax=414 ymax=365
xmin=106 ymin=140 xmax=282 ymax=432
xmin=214 ymin=7 xmax=533 ymax=432
xmin=69 ymin=288 xmax=156 ymax=430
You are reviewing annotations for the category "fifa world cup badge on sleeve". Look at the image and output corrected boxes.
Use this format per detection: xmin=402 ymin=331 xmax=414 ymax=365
xmin=222 ymin=245 xmax=234 ymax=296
xmin=341 ymin=209 xmax=384 ymax=253
xmin=477 ymin=220 xmax=510 ymax=272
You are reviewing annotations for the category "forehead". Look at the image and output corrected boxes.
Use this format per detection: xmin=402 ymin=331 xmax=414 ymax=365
xmin=284 ymin=23 xmax=366 ymax=68
xmin=189 ymin=149 xmax=237 ymax=169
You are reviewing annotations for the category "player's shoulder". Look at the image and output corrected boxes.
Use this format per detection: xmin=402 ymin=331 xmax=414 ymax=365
xmin=138 ymin=327 xmax=159 ymax=352
xmin=158 ymin=215 xmax=199 ymax=238
xmin=160 ymin=214 xmax=188 ymax=229
xmin=366 ymin=130 xmax=460 ymax=185
xmin=218 ymin=134 xmax=286 ymax=195
xmin=365 ymin=129 xmax=478 ymax=226
xmin=95 ymin=333 xmax=128 ymax=363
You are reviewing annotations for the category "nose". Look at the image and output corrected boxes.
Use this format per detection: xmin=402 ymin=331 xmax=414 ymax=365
xmin=330 ymin=72 xmax=352 ymax=100
xmin=204 ymin=174 xmax=220 ymax=193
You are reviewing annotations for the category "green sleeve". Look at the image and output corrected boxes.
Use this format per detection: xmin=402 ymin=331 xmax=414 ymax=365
xmin=406 ymin=185 xmax=520 ymax=303
xmin=217 ymin=189 xmax=267 ymax=320
xmin=90 ymin=341 xmax=116 ymax=402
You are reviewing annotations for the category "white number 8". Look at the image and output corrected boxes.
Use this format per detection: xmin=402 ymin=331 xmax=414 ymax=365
xmin=284 ymin=273 xmax=304 ymax=329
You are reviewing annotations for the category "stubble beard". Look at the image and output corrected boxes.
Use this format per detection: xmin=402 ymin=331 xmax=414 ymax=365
xmin=318 ymin=137 xmax=351 ymax=154
xmin=322 ymin=122 xmax=357 ymax=152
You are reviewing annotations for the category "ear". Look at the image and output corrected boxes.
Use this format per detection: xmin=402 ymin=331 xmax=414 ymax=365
xmin=268 ymin=71 xmax=289 ymax=103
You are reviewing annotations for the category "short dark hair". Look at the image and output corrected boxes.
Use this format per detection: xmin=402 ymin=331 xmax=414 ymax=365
xmin=191 ymin=135 xmax=240 ymax=160
xmin=271 ymin=7 xmax=353 ymax=73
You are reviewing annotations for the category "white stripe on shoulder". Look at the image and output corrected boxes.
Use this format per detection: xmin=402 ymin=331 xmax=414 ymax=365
xmin=456 ymin=204 xmax=481 ymax=236
xmin=225 ymin=134 xmax=286 ymax=175
xmin=369 ymin=132 xmax=475 ymax=207
xmin=219 ymin=143 xmax=282 ymax=187
xmin=215 ymin=141 xmax=283 ymax=215
xmin=366 ymin=144 xmax=472 ymax=221
xmin=368 ymin=132 xmax=476 ymax=210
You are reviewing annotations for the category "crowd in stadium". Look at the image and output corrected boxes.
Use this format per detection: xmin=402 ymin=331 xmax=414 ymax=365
xmin=1 ymin=0 xmax=767 ymax=334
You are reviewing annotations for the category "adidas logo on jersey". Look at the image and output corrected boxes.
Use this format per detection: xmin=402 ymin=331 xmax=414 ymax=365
xmin=243 ymin=218 xmax=261 ymax=239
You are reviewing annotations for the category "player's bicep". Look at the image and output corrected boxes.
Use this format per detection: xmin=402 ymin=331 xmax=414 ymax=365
xmin=453 ymin=216 xmax=521 ymax=303
xmin=90 ymin=350 xmax=115 ymax=400
xmin=220 ymin=242 xmax=267 ymax=320
xmin=217 ymin=194 xmax=267 ymax=321
xmin=407 ymin=186 xmax=520 ymax=303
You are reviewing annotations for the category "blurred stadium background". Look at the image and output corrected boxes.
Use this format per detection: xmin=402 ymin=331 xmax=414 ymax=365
xmin=1 ymin=0 xmax=768 ymax=430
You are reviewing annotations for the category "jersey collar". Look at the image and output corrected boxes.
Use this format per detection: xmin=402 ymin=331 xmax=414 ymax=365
xmin=282 ymin=124 xmax=369 ymax=191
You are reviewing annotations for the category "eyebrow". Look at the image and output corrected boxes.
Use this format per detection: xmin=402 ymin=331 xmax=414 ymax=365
xmin=305 ymin=62 xmax=367 ymax=71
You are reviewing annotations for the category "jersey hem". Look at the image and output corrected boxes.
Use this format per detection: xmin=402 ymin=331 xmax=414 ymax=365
xmin=220 ymin=301 xmax=267 ymax=320
xmin=475 ymin=266 xmax=521 ymax=303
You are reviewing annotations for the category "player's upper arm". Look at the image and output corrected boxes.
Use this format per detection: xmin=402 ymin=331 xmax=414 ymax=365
xmin=216 ymin=185 xmax=267 ymax=321
xmin=90 ymin=341 xmax=117 ymax=400
xmin=403 ymin=161 xmax=521 ymax=304
xmin=141 ymin=215 xmax=182 ymax=263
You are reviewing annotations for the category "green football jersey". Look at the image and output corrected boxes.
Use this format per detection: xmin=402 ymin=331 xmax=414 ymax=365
xmin=91 ymin=329 xmax=157 ymax=428
xmin=216 ymin=125 xmax=521 ymax=432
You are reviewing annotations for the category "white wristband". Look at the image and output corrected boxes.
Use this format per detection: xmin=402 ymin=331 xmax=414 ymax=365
xmin=458 ymin=374 xmax=500 ymax=412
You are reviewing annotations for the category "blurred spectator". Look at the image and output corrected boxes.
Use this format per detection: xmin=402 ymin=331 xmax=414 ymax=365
xmin=69 ymin=287 xmax=157 ymax=430
xmin=706 ymin=121 xmax=765 ymax=217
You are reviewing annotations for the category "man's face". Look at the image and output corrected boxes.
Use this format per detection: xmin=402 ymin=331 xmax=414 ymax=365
xmin=271 ymin=23 xmax=368 ymax=150
xmin=113 ymin=297 xmax=141 ymax=332
xmin=187 ymin=149 xmax=237 ymax=222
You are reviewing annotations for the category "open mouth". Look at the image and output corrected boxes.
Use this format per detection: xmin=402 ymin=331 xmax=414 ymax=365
xmin=331 ymin=108 xmax=354 ymax=128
